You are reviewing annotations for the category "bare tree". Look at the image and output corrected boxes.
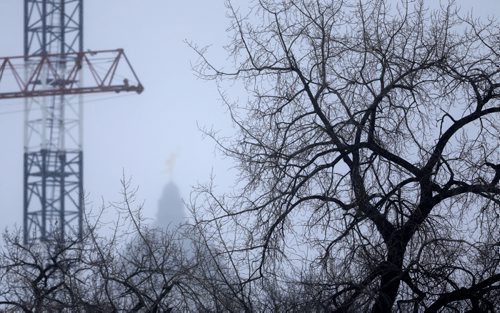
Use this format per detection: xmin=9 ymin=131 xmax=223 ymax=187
xmin=0 ymin=228 xmax=114 ymax=312
xmin=0 ymin=178 xmax=197 ymax=312
xmin=1 ymin=1 xmax=498 ymax=311
xmin=191 ymin=0 xmax=500 ymax=311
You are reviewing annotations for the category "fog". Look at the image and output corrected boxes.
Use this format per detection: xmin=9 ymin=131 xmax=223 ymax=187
xmin=0 ymin=0 xmax=498 ymax=231
xmin=0 ymin=0 xmax=243 ymax=230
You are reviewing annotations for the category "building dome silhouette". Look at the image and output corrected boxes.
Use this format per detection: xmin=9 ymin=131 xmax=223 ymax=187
xmin=156 ymin=181 xmax=185 ymax=228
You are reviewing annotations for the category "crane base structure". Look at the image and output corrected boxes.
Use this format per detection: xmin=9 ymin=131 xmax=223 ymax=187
xmin=0 ymin=1 xmax=143 ymax=244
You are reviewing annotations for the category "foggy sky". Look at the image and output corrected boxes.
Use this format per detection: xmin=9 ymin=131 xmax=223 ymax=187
xmin=0 ymin=0 xmax=237 ymax=230
xmin=0 ymin=1 xmax=498 ymax=231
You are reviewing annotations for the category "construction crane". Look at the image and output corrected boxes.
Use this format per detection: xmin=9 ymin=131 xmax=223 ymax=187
xmin=0 ymin=0 xmax=143 ymax=244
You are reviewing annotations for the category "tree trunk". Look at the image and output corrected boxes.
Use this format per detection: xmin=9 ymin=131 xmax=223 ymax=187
xmin=371 ymin=239 xmax=406 ymax=313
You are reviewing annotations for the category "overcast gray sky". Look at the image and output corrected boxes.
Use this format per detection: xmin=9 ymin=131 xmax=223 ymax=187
xmin=0 ymin=1 xmax=498 ymax=231
xmin=0 ymin=0 xmax=239 ymax=229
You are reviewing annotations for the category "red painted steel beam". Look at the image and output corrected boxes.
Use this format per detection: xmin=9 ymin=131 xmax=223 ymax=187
xmin=0 ymin=49 xmax=143 ymax=100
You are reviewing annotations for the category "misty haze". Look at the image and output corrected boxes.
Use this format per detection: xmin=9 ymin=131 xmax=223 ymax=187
xmin=0 ymin=0 xmax=499 ymax=311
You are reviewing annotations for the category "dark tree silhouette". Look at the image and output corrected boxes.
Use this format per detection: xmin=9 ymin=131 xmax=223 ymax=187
xmin=0 ymin=1 xmax=498 ymax=311
xmin=191 ymin=0 xmax=500 ymax=311
xmin=0 ymin=179 xmax=195 ymax=312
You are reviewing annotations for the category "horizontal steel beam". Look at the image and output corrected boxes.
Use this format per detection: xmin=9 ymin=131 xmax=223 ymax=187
xmin=0 ymin=49 xmax=143 ymax=100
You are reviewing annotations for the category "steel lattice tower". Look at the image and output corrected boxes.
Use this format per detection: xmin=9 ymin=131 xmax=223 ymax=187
xmin=0 ymin=0 xmax=143 ymax=244
xmin=23 ymin=0 xmax=84 ymax=243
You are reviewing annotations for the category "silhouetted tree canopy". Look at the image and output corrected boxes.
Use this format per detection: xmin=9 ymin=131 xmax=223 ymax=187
xmin=191 ymin=0 xmax=500 ymax=311
xmin=0 ymin=0 xmax=498 ymax=312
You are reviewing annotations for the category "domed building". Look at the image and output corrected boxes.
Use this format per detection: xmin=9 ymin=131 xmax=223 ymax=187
xmin=156 ymin=181 xmax=185 ymax=228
